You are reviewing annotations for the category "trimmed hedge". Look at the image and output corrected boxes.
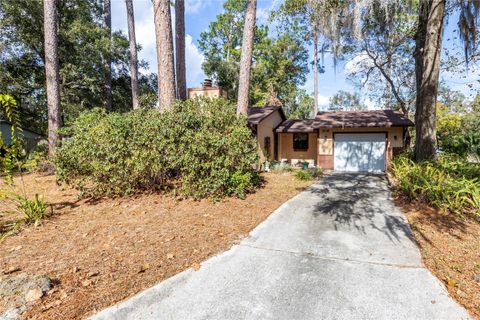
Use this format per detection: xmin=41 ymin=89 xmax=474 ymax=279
xmin=55 ymin=98 xmax=260 ymax=199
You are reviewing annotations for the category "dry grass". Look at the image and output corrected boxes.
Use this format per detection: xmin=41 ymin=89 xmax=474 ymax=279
xmin=397 ymin=197 xmax=480 ymax=319
xmin=0 ymin=172 xmax=311 ymax=319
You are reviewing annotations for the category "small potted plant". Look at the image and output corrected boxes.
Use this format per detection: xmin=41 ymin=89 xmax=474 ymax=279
xmin=301 ymin=161 xmax=309 ymax=170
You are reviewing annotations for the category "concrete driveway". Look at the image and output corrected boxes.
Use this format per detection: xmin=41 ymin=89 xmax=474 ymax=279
xmin=92 ymin=174 xmax=471 ymax=320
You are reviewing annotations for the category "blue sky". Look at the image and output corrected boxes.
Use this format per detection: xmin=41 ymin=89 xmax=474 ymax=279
xmin=111 ymin=0 xmax=480 ymax=110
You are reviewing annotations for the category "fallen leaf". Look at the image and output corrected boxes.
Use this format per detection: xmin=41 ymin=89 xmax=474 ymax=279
xmin=447 ymin=278 xmax=458 ymax=288
xmin=137 ymin=264 xmax=150 ymax=273
xmin=87 ymin=270 xmax=100 ymax=278
xmin=81 ymin=279 xmax=92 ymax=287
xmin=191 ymin=262 xmax=201 ymax=271
xmin=165 ymin=236 xmax=176 ymax=242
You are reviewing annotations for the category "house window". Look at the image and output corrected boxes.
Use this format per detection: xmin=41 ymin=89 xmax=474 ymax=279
xmin=293 ymin=133 xmax=308 ymax=151
xmin=264 ymin=137 xmax=271 ymax=157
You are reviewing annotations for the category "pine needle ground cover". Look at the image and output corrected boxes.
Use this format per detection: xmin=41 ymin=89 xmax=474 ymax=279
xmin=0 ymin=172 xmax=311 ymax=319
xmin=391 ymin=154 xmax=480 ymax=317
xmin=398 ymin=199 xmax=480 ymax=318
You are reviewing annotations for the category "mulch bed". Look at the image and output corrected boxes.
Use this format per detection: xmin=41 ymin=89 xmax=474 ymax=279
xmin=396 ymin=197 xmax=480 ymax=319
xmin=0 ymin=172 xmax=311 ymax=319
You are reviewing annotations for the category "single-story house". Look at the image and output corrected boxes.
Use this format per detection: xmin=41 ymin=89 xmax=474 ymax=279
xmin=248 ymin=107 xmax=414 ymax=173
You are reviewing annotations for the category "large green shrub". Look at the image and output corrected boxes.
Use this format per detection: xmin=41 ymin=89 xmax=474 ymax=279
xmin=391 ymin=154 xmax=479 ymax=217
xmin=437 ymin=103 xmax=480 ymax=159
xmin=54 ymin=98 xmax=260 ymax=198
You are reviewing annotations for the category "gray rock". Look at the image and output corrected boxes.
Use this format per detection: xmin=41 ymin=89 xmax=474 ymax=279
xmin=0 ymin=307 xmax=26 ymax=320
xmin=24 ymin=288 xmax=43 ymax=303
xmin=0 ymin=273 xmax=51 ymax=313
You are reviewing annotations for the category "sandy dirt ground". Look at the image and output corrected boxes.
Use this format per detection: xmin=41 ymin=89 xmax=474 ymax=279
xmin=0 ymin=172 xmax=311 ymax=319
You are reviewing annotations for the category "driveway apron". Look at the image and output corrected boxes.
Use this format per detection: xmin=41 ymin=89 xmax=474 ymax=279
xmin=92 ymin=173 xmax=471 ymax=320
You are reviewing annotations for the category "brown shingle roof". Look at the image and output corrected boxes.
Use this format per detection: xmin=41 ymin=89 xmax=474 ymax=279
xmin=314 ymin=110 xmax=413 ymax=128
xmin=247 ymin=106 xmax=286 ymax=125
xmin=275 ymin=110 xmax=413 ymax=133
xmin=275 ymin=119 xmax=316 ymax=133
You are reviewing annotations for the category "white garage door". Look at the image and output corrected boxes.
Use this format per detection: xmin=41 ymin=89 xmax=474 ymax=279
xmin=334 ymin=133 xmax=386 ymax=172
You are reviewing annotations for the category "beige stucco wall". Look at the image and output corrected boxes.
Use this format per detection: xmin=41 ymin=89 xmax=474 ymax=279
xmin=318 ymin=127 xmax=404 ymax=156
xmin=257 ymin=111 xmax=284 ymax=161
xmin=188 ymin=88 xmax=228 ymax=99
xmin=278 ymin=132 xmax=318 ymax=166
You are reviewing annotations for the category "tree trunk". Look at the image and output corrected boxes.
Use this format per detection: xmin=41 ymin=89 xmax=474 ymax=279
xmin=44 ymin=0 xmax=62 ymax=157
xmin=125 ymin=0 xmax=140 ymax=109
xmin=103 ymin=0 xmax=112 ymax=111
xmin=153 ymin=0 xmax=176 ymax=111
xmin=414 ymin=0 xmax=445 ymax=161
xmin=313 ymin=31 xmax=318 ymax=113
xmin=236 ymin=0 xmax=256 ymax=116
xmin=175 ymin=0 xmax=187 ymax=100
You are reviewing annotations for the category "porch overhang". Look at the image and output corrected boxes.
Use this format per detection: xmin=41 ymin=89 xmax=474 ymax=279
xmin=275 ymin=120 xmax=317 ymax=133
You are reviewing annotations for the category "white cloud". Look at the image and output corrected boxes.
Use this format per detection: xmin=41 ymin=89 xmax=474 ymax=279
xmin=111 ymin=1 xmax=205 ymax=88
xmin=185 ymin=34 xmax=205 ymax=87
xmin=317 ymin=94 xmax=330 ymax=105
xmin=364 ymin=98 xmax=376 ymax=110
xmin=185 ymin=0 xmax=213 ymax=14
xmin=133 ymin=6 xmax=157 ymax=73
xmin=111 ymin=1 xmax=156 ymax=73
xmin=317 ymin=94 xmax=331 ymax=111
xmin=344 ymin=51 xmax=374 ymax=76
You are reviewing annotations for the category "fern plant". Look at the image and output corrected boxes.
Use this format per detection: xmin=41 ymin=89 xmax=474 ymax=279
xmin=391 ymin=154 xmax=480 ymax=217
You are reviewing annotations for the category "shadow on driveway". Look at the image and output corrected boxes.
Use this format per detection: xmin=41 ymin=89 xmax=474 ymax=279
xmin=307 ymin=173 xmax=416 ymax=244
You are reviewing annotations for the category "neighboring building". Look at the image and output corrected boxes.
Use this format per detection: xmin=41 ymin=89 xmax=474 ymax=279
xmin=188 ymin=79 xmax=228 ymax=99
xmin=0 ymin=120 xmax=44 ymax=152
xmin=248 ymin=108 xmax=413 ymax=173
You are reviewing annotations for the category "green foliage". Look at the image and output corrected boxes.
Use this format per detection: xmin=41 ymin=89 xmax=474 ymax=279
xmin=12 ymin=193 xmax=48 ymax=226
xmin=198 ymin=0 xmax=309 ymax=105
xmin=55 ymin=98 xmax=260 ymax=199
xmin=328 ymin=90 xmax=366 ymax=111
xmin=22 ymin=143 xmax=50 ymax=172
xmin=342 ymin=2 xmax=417 ymax=111
xmin=0 ymin=0 xmax=157 ymax=132
xmin=0 ymin=190 xmax=48 ymax=240
xmin=283 ymin=88 xmax=315 ymax=119
xmin=391 ymin=154 xmax=480 ymax=217
xmin=0 ymin=94 xmax=23 ymax=178
xmin=229 ymin=171 xmax=260 ymax=199
xmin=294 ymin=167 xmax=323 ymax=181
xmin=1 ymin=95 xmax=49 ymax=240
xmin=436 ymin=102 xmax=480 ymax=158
